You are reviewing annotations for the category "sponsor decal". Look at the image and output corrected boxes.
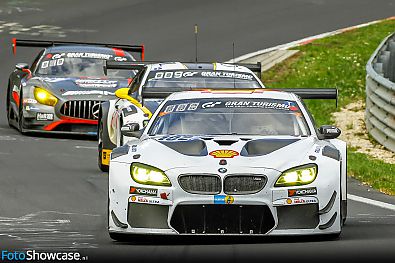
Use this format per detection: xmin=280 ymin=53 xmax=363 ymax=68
xmin=114 ymin=56 xmax=127 ymax=62
xmin=66 ymin=52 xmax=112 ymax=60
xmin=202 ymin=101 xmax=222 ymax=109
xmin=214 ymin=195 xmax=234 ymax=204
xmin=39 ymin=77 xmax=71 ymax=83
xmin=22 ymin=98 xmax=37 ymax=104
xmin=25 ymin=106 xmax=40 ymax=111
xmin=224 ymin=100 xmax=294 ymax=110
xmin=201 ymin=71 xmax=253 ymax=80
xmin=159 ymin=191 xmax=171 ymax=200
xmin=62 ymin=90 xmax=115 ymax=96
xmin=273 ymin=196 xmax=318 ymax=206
xmin=157 ymin=134 xmax=196 ymax=142
xmin=129 ymin=186 xmax=158 ymax=196
xmin=288 ymin=187 xmax=317 ymax=197
xmin=75 ymin=79 xmax=118 ymax=88
xmin=36 ymin=113 xmax=54 ymax=121
xmin=209 ymin=150 xmax=239 ymax=159
xmin=129 ymin=195 xmax=172 ymax=205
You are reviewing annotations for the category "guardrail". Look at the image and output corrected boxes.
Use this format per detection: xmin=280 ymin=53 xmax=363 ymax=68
xmin=365 ymin=32 xmax=395 ymax=152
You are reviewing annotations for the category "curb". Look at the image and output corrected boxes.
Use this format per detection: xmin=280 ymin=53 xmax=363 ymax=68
xmin=228 ymin=16 xmax=395 ymax=64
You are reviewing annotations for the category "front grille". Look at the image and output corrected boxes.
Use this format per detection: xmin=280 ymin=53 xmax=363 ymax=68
xmin=224 ymin=174 xmax=267 ymax=195
xmin=178 ymin=174 xmax=221 ymax=194
xmin=60 ymin=100 xmax=102 ymax=120
xmin=170 ymin=204 xmax=275 ymax=234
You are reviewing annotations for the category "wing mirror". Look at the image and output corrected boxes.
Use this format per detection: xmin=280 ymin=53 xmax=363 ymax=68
xmin=121 ymin=123 xmax=142 ymax=138
xmin=318 ymin=125 xmax=341 ymax=139
xmin=15 ymin=63 xmax=29 ymax=71
xmin=115 ymin=88 xmax=130 ymax=100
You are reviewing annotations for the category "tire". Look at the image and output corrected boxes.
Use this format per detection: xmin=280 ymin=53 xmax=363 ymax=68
xmin=6 ymin=83 xmax=14 ymax=128
xmin=18 ymin=89 xmax=26 ymax=134
xmin=98 ymin=115 xmax=109 ymax=172
xmin=109 ymin=232 xmax=132 ymax=242
xmin=98 ymin=104 xmax=116 ymax=172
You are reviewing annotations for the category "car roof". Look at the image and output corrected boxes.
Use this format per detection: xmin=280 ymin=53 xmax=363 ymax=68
xmin=165 ymin=89 xmax=298 ymax=101
xmin=44 ymin=45 xmax=134 ymax=57
xmin=147 ymin=62 xmax=254 ymax=73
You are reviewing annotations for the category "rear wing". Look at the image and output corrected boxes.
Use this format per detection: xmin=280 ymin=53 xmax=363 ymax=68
xmin=12 ymin=38 xmax=145 ymax=60
xmin=141 ymin=87 xmax=338 ymax=105
xmin=105 ymin=61 xmax=261 ymax=74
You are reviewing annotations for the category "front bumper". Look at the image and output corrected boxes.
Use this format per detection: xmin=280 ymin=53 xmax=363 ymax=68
xmin=22 ymin=100 xmax=99 ymax=135
xmin=109 ymin=163 xmax=341 ymax=236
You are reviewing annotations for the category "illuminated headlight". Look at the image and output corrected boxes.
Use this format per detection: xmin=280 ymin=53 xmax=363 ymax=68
xmin=130 ymin=163 xmax=171 ymax=187
xmin=34 ymin=87 xmax=58 ymax=106
xmin=275 ymin=164 xmax=317 ymax=187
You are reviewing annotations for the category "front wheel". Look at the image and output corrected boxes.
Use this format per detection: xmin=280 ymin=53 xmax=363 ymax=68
xmin=18 ymin=90 xmax=26 ymax=134
xmin=109 ymin=232 xmax=132 ymax=242
xmin=98 ymin=117 xmax=109 ymax=172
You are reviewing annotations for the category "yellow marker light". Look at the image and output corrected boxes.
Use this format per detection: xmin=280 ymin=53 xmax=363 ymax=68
xmin=275 ymin=164 xmax=317 ymax=187
xmin=34 ymin=87 xmax=58 ymax=106
xmin=131 ymin=163 xmax=171 ymax=187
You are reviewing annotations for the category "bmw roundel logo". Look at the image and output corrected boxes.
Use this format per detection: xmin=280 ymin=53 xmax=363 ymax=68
xmin=218 ymin=168 xmax=227 ymax=173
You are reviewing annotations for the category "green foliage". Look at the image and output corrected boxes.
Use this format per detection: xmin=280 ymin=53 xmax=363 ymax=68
xmin=262 ymin=20 xmax=395 ymax=194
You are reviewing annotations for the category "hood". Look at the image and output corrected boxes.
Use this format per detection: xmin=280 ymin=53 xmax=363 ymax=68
xmin=119 ymin=135 xmax=319 ymax=172
xmin=28 ymin=76 xmax=130 ymax=100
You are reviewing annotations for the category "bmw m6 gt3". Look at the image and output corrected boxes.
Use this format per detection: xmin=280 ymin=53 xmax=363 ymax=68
xmin=98 ymin=61 xmax=265 ymax=171
xmin=108 ymin=89 xmax=347 ymax=240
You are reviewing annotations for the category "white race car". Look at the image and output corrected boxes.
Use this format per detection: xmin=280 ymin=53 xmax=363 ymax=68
xmin=108 ymin=88 xmax=347 ymax=240
xmin=98 ymin=62 xmax=265 ymax=171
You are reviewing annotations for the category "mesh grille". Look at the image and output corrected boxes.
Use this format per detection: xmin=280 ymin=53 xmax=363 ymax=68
xmin=60 ymin=100 xmax=102 ymax=120
xmin=224 ymin=174 xmax=267 ymax=195
xmin=179 ymin=174 xmax=221 ymax=194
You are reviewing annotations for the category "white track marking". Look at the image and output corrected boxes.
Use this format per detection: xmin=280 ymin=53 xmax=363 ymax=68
xmin=348 ymin=194 xmax=395 ymax=212
xmin=75 ymin=146 xmax=96 ymax=149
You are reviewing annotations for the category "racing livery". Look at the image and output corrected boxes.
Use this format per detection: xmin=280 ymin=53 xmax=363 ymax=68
xmin=98 ymin=61 xmax=265 ymax=171
xmin=108 ymin=89 xmax=347 ymax=239
xmin=7 ymin=39 xmax=144 ymax=135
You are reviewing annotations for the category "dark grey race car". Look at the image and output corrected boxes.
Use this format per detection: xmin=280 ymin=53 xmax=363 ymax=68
xmin=6 ymin=39 xmax=144 ymax=135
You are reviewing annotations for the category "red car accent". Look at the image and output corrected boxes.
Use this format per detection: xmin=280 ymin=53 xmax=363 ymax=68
xmin=43 ymin=116 xmax=98 ymax=131
xmin=12 ymin=91 xmax=20 ymax=107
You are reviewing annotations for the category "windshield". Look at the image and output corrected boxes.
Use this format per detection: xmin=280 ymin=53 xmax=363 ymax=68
xmin=144 ymin=70 xmax=261 ymax=89
xmin=149 ymin=98 xmax=310 ymax=136
xmin=36 ymin=56 xmax=134 ymax=79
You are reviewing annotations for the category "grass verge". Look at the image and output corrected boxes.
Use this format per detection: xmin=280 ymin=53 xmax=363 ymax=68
xmin=262 ymin=18 xmax=395 ymax=195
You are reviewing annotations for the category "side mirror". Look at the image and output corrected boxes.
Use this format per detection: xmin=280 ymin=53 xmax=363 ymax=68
xmin=15 ymin=63 xmax=29 ymax=71
xmin=121 ymin=123 xmax=142 ymax=138
xmin=115 ymin=88 xmax=130 ymax=100
xmin=318 ymin=125 xmax=341 ymax=139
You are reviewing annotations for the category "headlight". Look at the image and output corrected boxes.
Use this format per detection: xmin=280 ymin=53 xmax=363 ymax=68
xmin=34 ymin=87 xmax=58 ymax=106
xmin=275 ymin=164 xmax=317 ymax=187
xmin=130 ymin=163 xmax=171 ymax=187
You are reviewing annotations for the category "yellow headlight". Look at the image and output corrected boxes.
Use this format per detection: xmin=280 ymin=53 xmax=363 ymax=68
xmin=130 ymin=163 xmax=171 ymax=187
xmin=34 ymin=87 xmax=58 ymax=106
xmin=275 ymin=164 xmax=317 ymax=187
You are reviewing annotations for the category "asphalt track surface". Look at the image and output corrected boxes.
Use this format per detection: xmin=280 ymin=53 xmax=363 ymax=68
xmin=0 ymin=0 xmax=395 ymax=262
